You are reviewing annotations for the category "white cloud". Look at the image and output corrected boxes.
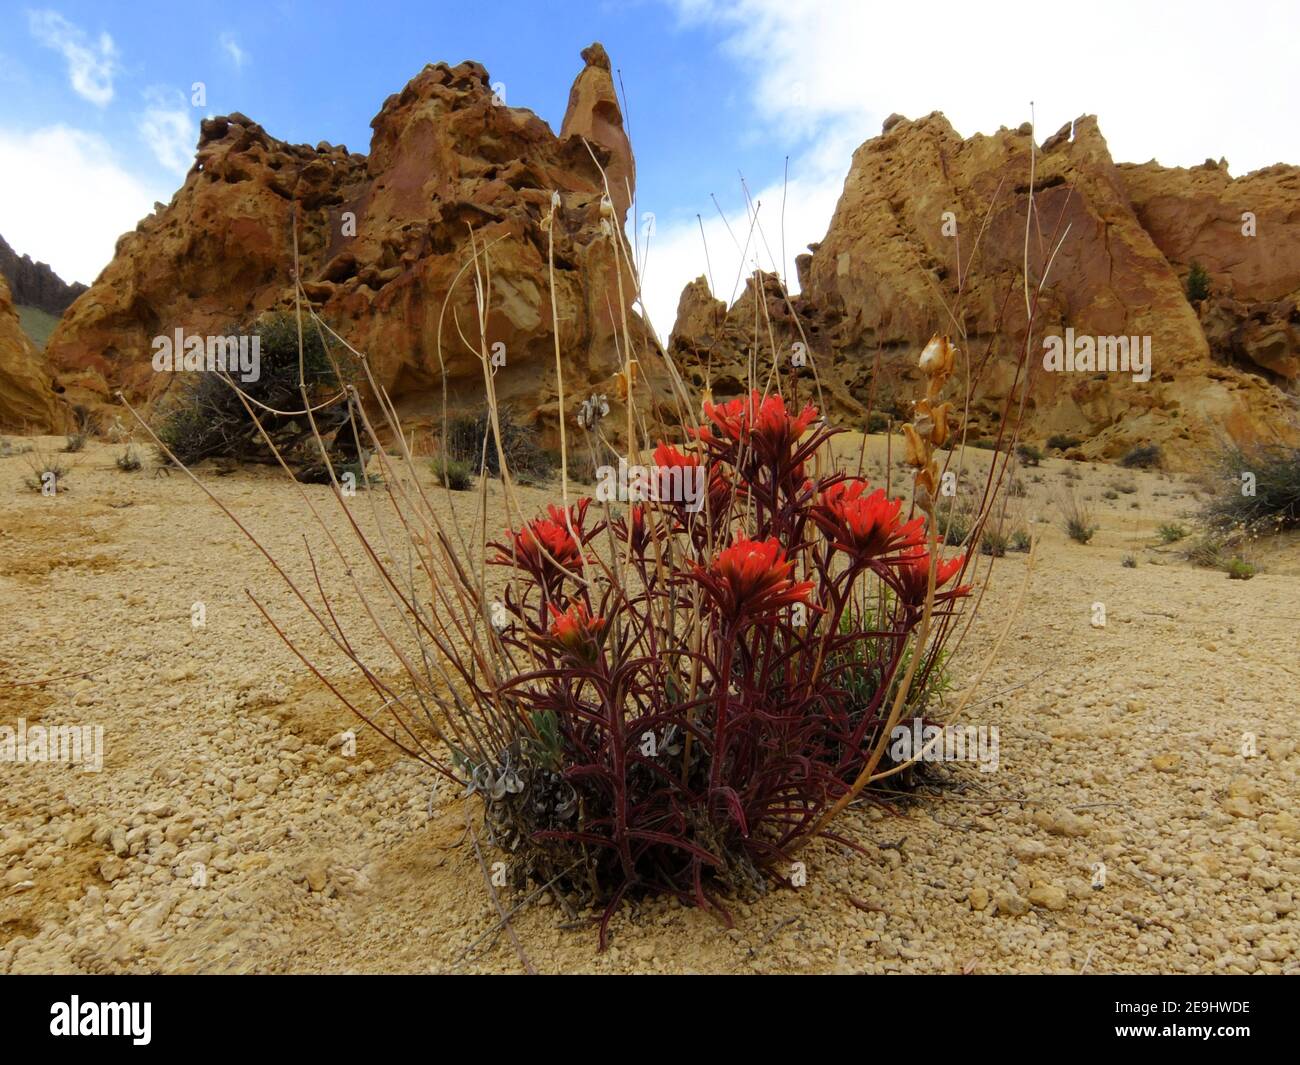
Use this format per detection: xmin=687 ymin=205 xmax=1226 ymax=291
xmin=220 ymin=32 xmax=248 ymax=70
xmin=675 ymin=0 xmax=1300 ymax=175
xmin=0 ymin=125 xmax=164 ymax=286
xmin=646 ymin=0 xmax=1300 ymax=336
xmin=138 ymin=87 xmax=198 ymax=176
xmin=27 ymin=9 xmax=118 ymax=106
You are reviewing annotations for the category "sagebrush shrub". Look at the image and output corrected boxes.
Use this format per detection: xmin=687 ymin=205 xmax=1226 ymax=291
xmin=115 ymin=447 xmax=143 ymax=472
xmin=1121 ymin=444 xmax=1161 ymax=469
xmin=445 ymin=406 xmax=552 ymax=484
xmin=1058 ymin=490 xmax=1098 ymax=544
xmin=22 ymin=447 xmax=68 ymax=493
xmin=1016 ymin=443 xmax=1042 ymax=466
xmin=1202 ymin=442 xmax=1300 ymax=534
xmin=980 ymin=527 xmax=1008 ymax=556
xmin=154 ymin=315 xmax=354 ymax=477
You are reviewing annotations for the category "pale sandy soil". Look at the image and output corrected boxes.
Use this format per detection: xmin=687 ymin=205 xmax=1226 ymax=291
xmin=0 ymin=434 xmax=1296 ymax=974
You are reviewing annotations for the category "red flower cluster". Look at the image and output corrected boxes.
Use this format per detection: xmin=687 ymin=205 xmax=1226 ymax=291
xmin=544 ymin=602 xmax=607 ymax=661
xmin=812 ymin=480 xmax=926 ymax=560
xmin=692 ymin=390 xmax=818 ymax=461
xmin=893 ymin=550 xmax=972 ymax=607
xmin=693 ymin=534 xmax=814 ymax=619
xmin=493 ymin=500 xmax=589 ymax=587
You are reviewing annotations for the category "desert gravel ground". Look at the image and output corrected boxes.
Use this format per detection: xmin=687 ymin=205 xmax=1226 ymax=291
xmin=0 ymin=435 xmax=1296 ymax=974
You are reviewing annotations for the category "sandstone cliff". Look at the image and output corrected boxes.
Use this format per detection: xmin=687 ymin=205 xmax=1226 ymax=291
xmin=44 ymin=45 xmax=651 ymax=442
xmin=670 ymin=114 xmax=1298 ymax=467
xmin=0 ymin=234 xmax=87 ymax=316
xmin=0 ymin=274 xmax=59 ymax=432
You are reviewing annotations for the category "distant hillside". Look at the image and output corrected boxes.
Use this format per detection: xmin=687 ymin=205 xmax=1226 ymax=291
xmin=17 ymin=304 xmax=60 ymax=349
xmin=0 ymin=233 xmax=87 ymax=315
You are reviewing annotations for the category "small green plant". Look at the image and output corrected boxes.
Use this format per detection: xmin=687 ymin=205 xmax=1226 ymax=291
xmin=62 ymin=432 xmax=87 ymax=453
xmin=1186 ymin=261 xmax=1210 ymax=302
xmin=1121 ymin=444 xmax=1161 ymax=469
xmin=1121 ymin=555 xmax=1137 ymax=568
xmin=980 ymin=528 xmax=1009 ymax=557
xmin=1226 ymin=557 xmax=1256 ymax=580
xmin=1046 ymin=434 xmax=1082 ymax=451
xmin=1102 ymin=489 xmax=1119 ymax=500
xmin=969 ymin=438 xmax=998 ymax=451
xmin=1115 ymin=481 xmax=1138 ymax=494
xmin=22 ymin=449 xmax=69 ymax=493
xmin=1184 ymin=534 xmax=1227 ymax=569
xmin=1010 ymin=529 xmax=1032 ymax=552
xmin=115 ymin=446 xmax=143 ymax=472
xmin=1058 ymin=490 xmax=1098 ymax=544
xmin=434 ymin=456 xmax=474 ymax=491
xmin=866 ymin=411 xmax=890 ymax=434
xmin=934 ymin=497 xmax=974 ymax=546
xmin=1015 ymin=443 xmax=1042 ymax=466
xmin=1157 ymin=522 xmax=1188 ymax=543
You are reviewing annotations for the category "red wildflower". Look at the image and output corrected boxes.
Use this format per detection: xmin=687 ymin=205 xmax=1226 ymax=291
xmin=693 ymin=534 xmax=814 ymax=618
xmin=691 ymin=390 xmax=818 ymax=460
xmin=543 ymin=602 xmax=607 ymax=661
xmin=493 ymin=500 xmax=589 ymax=583
xmin=892 ymin=550 xmax=972 ymax=607
xmin=813 ymin=480 xmax=926 ymax=559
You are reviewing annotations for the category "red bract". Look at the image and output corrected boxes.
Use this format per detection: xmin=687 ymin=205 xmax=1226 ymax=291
xmin=493 ymin=499 xmax=590 ymax=588
xmin=892 ymin=550 xmax=972 ymax=607
xmin=613 ymin=502 xmax=651 ymax=555
xmin=693 ymin=390 xmax=818 ymax=458
xmin=543 ymin=602 xmax=607 ymax=661
xmin=694 ymin=534 xmax=814 ymax=619
xmin=813 ymin=481 xmax=926 ymax=560
xmin=652 ymin=441 xmax=702 ymax=471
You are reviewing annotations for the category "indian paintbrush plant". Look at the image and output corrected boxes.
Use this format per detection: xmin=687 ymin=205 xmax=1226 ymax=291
xmin=125 ymin=165 xmax=1043 ymax=948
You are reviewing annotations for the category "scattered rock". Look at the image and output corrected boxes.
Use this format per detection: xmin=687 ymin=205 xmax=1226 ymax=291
xmin=99 ymin=857 xmax=126 ymax=883
xmin=1028 ymin=884 xmax=1069 ymax=912
xmin=994 ymin=891 xmax=1030 ymax=917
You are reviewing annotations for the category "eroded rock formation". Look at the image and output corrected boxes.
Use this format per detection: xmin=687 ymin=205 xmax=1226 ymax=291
xmin=0 ymin=275 xmax=59 ymax=432
xmin=0 ymin=234 xmax=87 ymax=316
xmin=45 ymin=45 xmax=650 ymax=442
xmin=670 ymin=114 xmax=1298 ymax=467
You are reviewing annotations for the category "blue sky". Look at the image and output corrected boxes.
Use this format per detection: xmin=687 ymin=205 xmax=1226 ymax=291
xmin=2 ymin=0 xmax=1297 ymax=336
